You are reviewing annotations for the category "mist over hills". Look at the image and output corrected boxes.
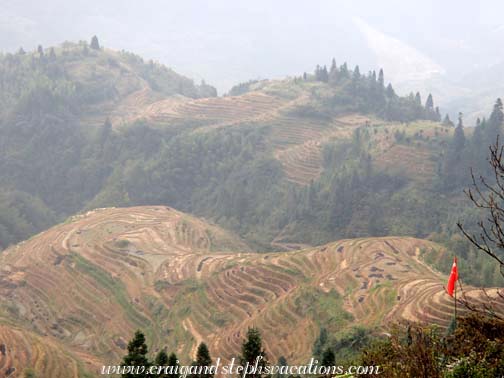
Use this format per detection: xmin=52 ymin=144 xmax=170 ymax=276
xmin=2 ymin=0 xmax=504 ymax=120
xmin=0 ymin=27 xmax=503 ymax=375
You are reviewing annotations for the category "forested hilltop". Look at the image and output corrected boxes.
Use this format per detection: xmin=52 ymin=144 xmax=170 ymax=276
xmin=0 ymin=38 xmax=502 ymax=285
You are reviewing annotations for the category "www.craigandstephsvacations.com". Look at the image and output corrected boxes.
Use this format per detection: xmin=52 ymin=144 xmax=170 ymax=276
xmin=101 ymin=357 xmax=381 ymax=376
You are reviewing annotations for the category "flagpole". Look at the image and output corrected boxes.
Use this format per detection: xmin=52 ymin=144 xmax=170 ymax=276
xmin=454 ymin=279 xmax=457 ymax=323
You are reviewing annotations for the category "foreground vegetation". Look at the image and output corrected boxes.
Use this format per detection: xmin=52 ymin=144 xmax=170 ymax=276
xmin=122 ymin=315 xmax=504 ymax=378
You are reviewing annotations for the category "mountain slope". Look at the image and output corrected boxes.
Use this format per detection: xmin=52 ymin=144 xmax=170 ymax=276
xmin=1 ymin=206 xmax=501 ymax=377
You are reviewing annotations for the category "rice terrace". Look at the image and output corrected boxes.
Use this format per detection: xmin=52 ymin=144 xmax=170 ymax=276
xmin=0 ymin=207 xmax=502 ymax=376
xmin=1 ymin=3 xmax=504 ymax=377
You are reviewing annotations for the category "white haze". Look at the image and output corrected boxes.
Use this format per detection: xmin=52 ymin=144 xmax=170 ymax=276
xmin=2 ymin=0 xmax=504 ymax=120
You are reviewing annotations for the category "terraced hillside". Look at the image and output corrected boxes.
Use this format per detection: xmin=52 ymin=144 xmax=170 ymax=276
xmin=1 ymin=206 xmax=501 ymax=377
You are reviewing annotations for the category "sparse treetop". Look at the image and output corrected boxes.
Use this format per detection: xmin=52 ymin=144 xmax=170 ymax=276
xmin=90 ymin=35 xmax=100 ymax=50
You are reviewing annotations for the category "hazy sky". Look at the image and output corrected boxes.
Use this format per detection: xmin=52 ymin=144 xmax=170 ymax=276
xmin=2 ymin=0 xmax=504 ymax=96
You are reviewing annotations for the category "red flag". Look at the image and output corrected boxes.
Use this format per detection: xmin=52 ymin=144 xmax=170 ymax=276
xmin=446 ymin=257 xmax=458 ymax=297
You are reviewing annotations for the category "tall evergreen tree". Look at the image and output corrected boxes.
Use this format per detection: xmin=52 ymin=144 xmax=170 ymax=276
xmin=240 ymin=328 xmax=268 ymax=378
xmin=321 ymin=347 xmax=336 ymax=371
xmin=377 ymin=68 xmax=384 ymax=88
xmin=195 ymin=343 xmax=213 ymax=378
xmin=37 ymin=45 xmax=44 ymax=56
xmin=340 ymin=62 xmax=349 ymax=78
xmin=155 ymin=349 xmax=170 ymax=378
xmin=320 ymin=65 xmax=329 ymax=82
xmin=489 ymin=98 xmax=503 ymax=126
xmin=330 ymin=58 xmax=337 ymax=75
xmin=452 ymin=112 xmax=466 ymax=152
xmin=425 ymin=93 xmax=434 ymax=110
xmin=415 ymin=92 xmax=422 ymax=106
xmin=386 ymin=83 xmax=395 ymax=98
xmin=155 ymin=349 xmax=169 ymax=366
xmin=167 ymin=353 xmax=180 ymax=378
xmin=122 ymin=330 xmax=151 ymax=378
xmin=90 ymin=35 xmax=100 ymax=50
xmin=353 ymin=65 xmax=361 ymax=80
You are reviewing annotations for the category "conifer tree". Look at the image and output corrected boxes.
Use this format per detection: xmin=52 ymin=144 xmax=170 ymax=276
xmin=167 ymin=353 xmax=180 ymax=378
xmin=425 ymin=93 xmax=434 ymax=110
xmin=321 ymin=347 xmax=336 ymax=372
xmin=155 ymin=349 xmax=170 ymax=378
xmin=91 ymin=35 xmax=100 ymax=50
xmin=122 ymin=330 xmax=151 ymax=378
xmin=435 ymin=106 xmax=441 ymax=121
xmin=386 ymin=83 xmax=395 ymax=98
xmin=452 ymin=112 xmax=466 ymax=152
xmin=314 ymin=65 xmax=321 ymax=81
xmin=275 ymin=356 xmax=288 ymax=378
xmin=377 ymin=69 xmax=384 ymax=88
xmin=49 ymin=47 xmax=56 ymax=60
xmin=330 ymin=58 xmax=337 ymax=75
xmin=370 ymin=70 xmax=377 ymax=86
xmin=18 ymin=47 xmax=26 ymax=55
xmin=320 ymin=65 xmax=329 ymax=82
xmin=340 ymin=62 xmax=349 ymax=78
xmin=195 ymin=343 xmax=213 ymax=378
xmin=415 ymin=92 xmax=422 ymax=105
xmin=443 ymin=114 xmax=454 ymax=127
xmin=485 ymin=98 xmax=504 ymax=149
xmin=353 ymin=65 xmax=361 ymax=80
xmin=240 ymin=328 xmax=268 ymax=378
xmin=37 ymin=45 xmax=44 ymax=56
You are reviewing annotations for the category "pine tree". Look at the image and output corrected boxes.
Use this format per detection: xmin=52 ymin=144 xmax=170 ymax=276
xmin=435 ymin=107 xmax=441 ymax=121
xmin=167 ymin=353 xmax=180 ymax=378
xmin=155 ymin=349 xmax=169 ymax=365
xmin=353 ymin=65 xmax=361 ymax=80
xmin=195 ymin=343 xmax=213 ymax=378
xmin=49 ymin=47 xmax=56 ymax=60
xmin=313 ymin=328 xmax=328 ymax=357
xmin=330 ymin=58 xmax=337 ymax=75
xmin=415 ymin=92 xmax=422 ymax=105
xmin=314 ymin=65 xmax=321 ymax=81
xmin=452 ymin=113 xmax=466 ymax=152
xmin=37 ymin=45 xmax=44 ymax=56
xmin=240 ymin=328 xmax=268 ymax=378
xmin=122 ymin=330 xmax=151 ymax=378
xmin=377 ymin=69 xmax=384 ymax=88
xmin=443 ymin=114 xmax=454 ymax=127
xmin=489 ymin=98 xmax=503 ymax=126
xmin=18 ymin=47 xmax=26 ymax=55
xmin=386 ymin=83 xmax=395 ymax=98
xmin=155 ymin=349 xmax=170 ymax=378
xmin=483 ymin=99 xmax=504 ymax=150
xmin=425 ymin=93 xmax=434 ymax=110
xmin=90 ymin=35 xmax=100 ymax=50
xmin=320 ymin=65 xmax=329 ymax=82
xmin=275 ymin=356 xmax=288 ymax=378
xmin=321 ymin=347 xmax=336 ymax=371
xmin=340 ymin=62 xmax=349 ymax=78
